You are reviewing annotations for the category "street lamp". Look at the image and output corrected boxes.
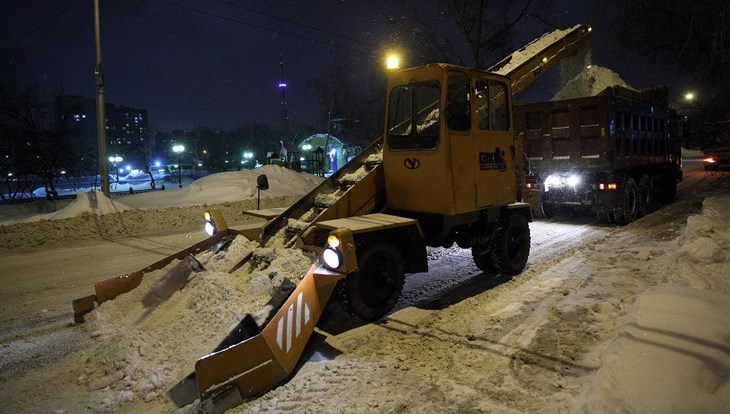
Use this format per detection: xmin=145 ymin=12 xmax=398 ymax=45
xmin=108 ymin=155 xmax=122 ymax=184
xmin=386 ymin=52 xmax=401 ymax=70
xmin=242 ymin=151 xmax=254 ymax=168
xmin=172 ymin=144 xmax=185 ymax=188
xmin=684 ymin=92 xmax=695 ymax=102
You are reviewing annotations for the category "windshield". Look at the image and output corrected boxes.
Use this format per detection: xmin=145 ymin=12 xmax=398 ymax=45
xmin=387 ymin=81 xmax=441 ymax=150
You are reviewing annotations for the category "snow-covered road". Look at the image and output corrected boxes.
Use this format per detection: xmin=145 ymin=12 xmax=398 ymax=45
xmin=0 ymin=161 xmax=728 ymax=413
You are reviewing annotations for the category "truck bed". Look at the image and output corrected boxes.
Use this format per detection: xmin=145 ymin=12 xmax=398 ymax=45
xmin=514 ymin=86 xmax=679 ymax=176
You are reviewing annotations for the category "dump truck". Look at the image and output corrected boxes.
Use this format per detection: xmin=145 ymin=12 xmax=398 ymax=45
xmin=72 ymin=24 xmax=593 ymax=410
xmin=513 ymin=85 xmax=683 ymax=223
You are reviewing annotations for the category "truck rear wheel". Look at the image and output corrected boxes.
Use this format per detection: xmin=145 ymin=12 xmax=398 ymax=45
xmin=337 ymin=242 xmax=405 ymax=321
xmin=616 ymin=177 xmax=638 ymax=224
xmin=638 ymin=174 xmax=652 ymax=217
xmin=492 ymin=213 xmax=531 ymax=276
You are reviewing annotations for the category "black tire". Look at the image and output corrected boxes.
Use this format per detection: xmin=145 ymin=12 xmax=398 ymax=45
xmin=540 ymin=202 xmax=556 ymax=218
xmin=491 ymin=213 xmax=531 ymax=276
xmin=471 ymin=225 xmax=498 ymax=274
xmin=337 ymin=242 xmax=405 ymax=321
xmin=596 ymin=210 xmax=610 ymax=224
xmin=638 ymin=174 xmax=652 ymax=217
xmin=664 ymin=179 xmax=677 ymax=202
xmin=615 ymin=177 xmax=638 ymax=225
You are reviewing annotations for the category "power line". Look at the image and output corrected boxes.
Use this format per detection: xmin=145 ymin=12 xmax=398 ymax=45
xmin=213 ymin=0 xmax=377 ymax=49
xmin=151 ymin=0 xmax=374 ymax=56
xmin=1 ymin=0 xmax=81 ymax=53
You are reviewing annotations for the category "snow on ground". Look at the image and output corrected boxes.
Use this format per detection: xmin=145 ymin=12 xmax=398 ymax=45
xmin=0 ymin=161 xmax=728 ymax=413
xmin=0 ymin=165 xmax=323 ymax=251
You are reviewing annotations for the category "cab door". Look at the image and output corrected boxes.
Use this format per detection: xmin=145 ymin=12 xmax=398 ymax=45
xmin=473 ymin=74 xmax=517 ymax=207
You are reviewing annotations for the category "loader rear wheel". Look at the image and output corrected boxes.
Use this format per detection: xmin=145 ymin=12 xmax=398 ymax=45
xmin=492 ymin=213 xmax=531 ymax=276
xmin=338 ymin=243 xmax=405 ymax=322
xmin=471 ymin=225 xmax=498 ymax=274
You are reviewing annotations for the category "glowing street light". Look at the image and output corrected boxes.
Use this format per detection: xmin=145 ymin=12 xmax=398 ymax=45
xmin=684 ymin=92 xmax=695 ymax=102
xmin=386 ymin=52 xmax=401 ymax=70
xmin=108 ymin=155 xmax=123 ymax=183
xmin=173 ymin=144 xmax=185 ymax=188
xmin=242 ymin=151 xmax=254 ymax=168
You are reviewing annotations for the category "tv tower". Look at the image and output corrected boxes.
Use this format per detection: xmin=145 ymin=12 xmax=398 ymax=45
xmin=278 ymin=55 xmax=289 ymax=130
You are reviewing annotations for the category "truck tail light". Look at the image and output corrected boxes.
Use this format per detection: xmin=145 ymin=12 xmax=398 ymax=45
xmin=598 ymin=182 xmax=617 ymax=191
xmin=703 ymin=157 xmax=717 ymax=164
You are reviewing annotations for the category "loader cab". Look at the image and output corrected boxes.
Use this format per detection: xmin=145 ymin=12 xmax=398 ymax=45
xmin=383 ymin=63 xmax=518 ymax=217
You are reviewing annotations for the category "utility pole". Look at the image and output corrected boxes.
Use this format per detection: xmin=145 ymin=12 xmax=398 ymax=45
xmin=94 ymin=0 xmax=109 ymax=197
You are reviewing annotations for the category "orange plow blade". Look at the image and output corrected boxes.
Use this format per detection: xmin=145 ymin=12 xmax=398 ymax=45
xmin=168 ymin=261 xmax=344 ymax=407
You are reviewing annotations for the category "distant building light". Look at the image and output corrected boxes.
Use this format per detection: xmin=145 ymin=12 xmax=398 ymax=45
xmin=8 ymin=172 xmax=13 ymax=177
xmin=278 ymin=83 xmax=287 ymax=88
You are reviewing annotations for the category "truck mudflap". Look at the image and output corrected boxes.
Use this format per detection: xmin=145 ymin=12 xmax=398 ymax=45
xmin=168 ymin=261 xmax=344 ymax=408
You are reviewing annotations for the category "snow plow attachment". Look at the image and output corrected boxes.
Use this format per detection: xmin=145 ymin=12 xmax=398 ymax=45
xmin=168 ymin=228 xmax=357 ymax=407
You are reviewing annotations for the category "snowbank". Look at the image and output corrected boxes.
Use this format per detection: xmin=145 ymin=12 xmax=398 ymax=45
xmin=576 ymin=194 xmax=730 ymax=413
xmin=0 ymin=166 xmax=322 ymax=250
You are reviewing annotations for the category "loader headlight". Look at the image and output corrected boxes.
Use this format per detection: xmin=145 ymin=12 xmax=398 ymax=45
xmin=322 ymin=247 xmax=343 ymax=269
xmin=204 ymin=211 xmax=217 ymax=236
xmin=203 ymin=209 xmax=228 ymax=236
xmin=327 ymin=234 xmax=341 ymax=249
xmin=204 ymin=221 xmax=216 ymax=237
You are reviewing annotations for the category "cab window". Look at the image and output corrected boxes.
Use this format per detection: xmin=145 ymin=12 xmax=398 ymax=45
xmin=387 ymin=81 xmax=441 ymax=150
xmin=476 ymin=79 xmax=510 ymax=131
xmin=447 ymin=71 xmax=470 ymax=131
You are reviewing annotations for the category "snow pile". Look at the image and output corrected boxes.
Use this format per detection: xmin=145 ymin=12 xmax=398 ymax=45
xmin=552 ymin=65 xmax=635 ymax=101
xmin=576 ymin=194 xmax=730 ymax=413
xmin=0 ymin=166 xmax=323 ymax=250
xmin=0 ymin=165 xmax=323 ymax=225
xmin=107 ymin=164 xmax=322 ymax=211
xmin=78 ymin=234 xmax=315 ymax=411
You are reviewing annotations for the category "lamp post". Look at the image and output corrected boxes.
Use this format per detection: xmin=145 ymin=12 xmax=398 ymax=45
xmin=108 ymin=155 xmax=122 ymax=185
xmin=173 ymin=144 xmax=185 ymax=188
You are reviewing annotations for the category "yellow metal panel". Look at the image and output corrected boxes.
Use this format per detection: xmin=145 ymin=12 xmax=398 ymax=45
xmin=243 ymin=207 xmax=287 ymax=219
xmin=315 ymin=213 xmax=419 ymax=233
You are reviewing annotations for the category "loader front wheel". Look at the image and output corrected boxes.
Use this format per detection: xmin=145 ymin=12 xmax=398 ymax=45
xmin=338 ymin=243 xmax=405 ymax=322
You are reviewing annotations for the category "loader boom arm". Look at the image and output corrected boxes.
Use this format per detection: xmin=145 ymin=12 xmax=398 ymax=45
xmin=489 ymin=24 xmax=592 ymax=96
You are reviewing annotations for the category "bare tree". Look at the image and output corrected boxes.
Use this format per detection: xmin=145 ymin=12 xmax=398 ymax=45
xmin=391 ymin=0 xmax=554 ymax=69
xmin=605 ymin=0 xmax=730 ymax=120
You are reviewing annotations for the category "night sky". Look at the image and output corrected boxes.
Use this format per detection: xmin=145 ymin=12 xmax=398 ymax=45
xmin=1 ymin=0 xmax=699 ymax=134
